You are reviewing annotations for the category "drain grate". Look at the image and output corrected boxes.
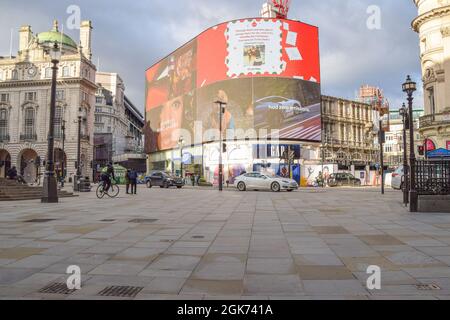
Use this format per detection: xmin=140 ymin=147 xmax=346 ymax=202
xmin=101 ymin=219 xmax=116 ymax=222
xmin=192 ymin=235 xmax=205 ymax=239
xmin=98 ymin=286 xmax=143 ymax=298
xmin=417 ymin=284 xmax=441 ymax=291
xmin=25 ymin=219 xmax=57 ymax=223
xmin=39 ymin=283 xmax=77 ymax=295
xmin=128 ymin=219 xmax=158 ymax=224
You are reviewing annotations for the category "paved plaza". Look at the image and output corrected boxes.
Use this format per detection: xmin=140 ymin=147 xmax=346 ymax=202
xmin=1 ymin=186 xmax=450 ymax=300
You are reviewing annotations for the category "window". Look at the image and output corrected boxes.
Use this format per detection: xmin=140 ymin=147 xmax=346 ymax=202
xmin=81 ymin=92 xmax=88 ymax=102
xmin=0 ymin=93 xmax=9 ymax=103
xmin=56 ymin=90 xmax=65 ymax=100
xmin=62 ymin=66 xmax=70 ymax=77
xmin=11 ymin=69 xmax=18 ymax=80
xmin=45 ymin=67 xmax=52 ymax=78
xmin=428 ymin=87 xmax=436 ymax=115
xmin=24 ymin=107 xmax=35 ymax=137
xmin=96 ymin=97 xmax=103 ymax=104
xmin=54 ymin=106 xmax=63 ymax=138
xmin=95 ymin=115 xmax=102 ymax=123
xmin=0 ymin=70 xmax=3 ymax=81
xmin=0 ymin=109 xmax=8 ymax=139
xmin=25 ymin=92 xmax=37 ymax=101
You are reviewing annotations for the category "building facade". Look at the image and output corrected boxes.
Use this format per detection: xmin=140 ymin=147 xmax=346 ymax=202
xmin=321 ymin=95 xmax=378 ymax=168
xmin=0 ymin=21 xmax=96 ymax=182
xmin=412 ymin=0 xmax=450 ymax=151
xmin=384 ymin=109 xmax=425 ymax=168
xmin=94 ymin=72 xmax=144 ymax=175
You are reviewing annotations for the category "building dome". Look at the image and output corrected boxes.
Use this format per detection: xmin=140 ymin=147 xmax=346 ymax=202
xmin=37 ymin=20 xmax=78 ymax=49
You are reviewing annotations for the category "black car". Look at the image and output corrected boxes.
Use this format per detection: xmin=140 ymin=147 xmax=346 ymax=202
xmin=145 ymin=171 xmax=184 ymax=189
xmin=328 ymin=173 xmax=362 ymax=187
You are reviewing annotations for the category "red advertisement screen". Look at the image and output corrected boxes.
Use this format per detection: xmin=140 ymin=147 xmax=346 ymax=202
xmin=145 ymin=18 xmax=321 ymax=153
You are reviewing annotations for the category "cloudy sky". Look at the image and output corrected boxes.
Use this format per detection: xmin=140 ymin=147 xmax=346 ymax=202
xmin=0 ymin=0 xmax=421 ymax=113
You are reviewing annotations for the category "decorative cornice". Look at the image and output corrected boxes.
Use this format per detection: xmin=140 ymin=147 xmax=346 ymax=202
xmin=412 ymin=5 xmax=450 ymax=32
xmin=0 ymin=77 xmax=97 ymax=90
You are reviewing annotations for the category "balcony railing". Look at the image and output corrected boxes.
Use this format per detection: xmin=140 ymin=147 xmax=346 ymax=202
xmin=420 ymin=112 xmax=450 ymax=129
xmin=0 ymin=134 xmax=10 ymax=142
xmin=20 ymin=133 xmax=37 ymax=141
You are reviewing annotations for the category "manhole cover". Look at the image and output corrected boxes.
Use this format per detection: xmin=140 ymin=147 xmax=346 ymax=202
xmin=128 ymin=219 xmax=158 ymax=224
xmin=25 ymin=219 xmax=57 ymax=223
xmin=39 ymin=283 xmax=77 ymax=295
xmin=98 ymin=286 xmax=143 ymax=298
xmin=416 ymin=284 xmax=441 ymax=291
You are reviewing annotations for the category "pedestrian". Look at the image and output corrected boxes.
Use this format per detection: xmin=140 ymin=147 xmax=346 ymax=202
xmin=129 ymin=168 xmax=138 ymax=195
xmin=7 ymin=166 xmax=17 ymax=180
xmin=125 ymin=169 xmax=131 ymax=194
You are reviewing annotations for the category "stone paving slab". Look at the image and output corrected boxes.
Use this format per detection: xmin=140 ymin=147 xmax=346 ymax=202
xmin=0 ymin=187 xmax=450 ymax=300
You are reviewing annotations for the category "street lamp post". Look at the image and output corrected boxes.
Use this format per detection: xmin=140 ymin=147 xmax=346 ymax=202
xmin=399 ymin=103 xmax=409 ymax=206
xmin=214 ymin=100 xmax=227 ymax=192
xmin=74 ymin=108 xmax=83 ymax=192
xmin=42 ymin=42 xmax=61 ymax=203
xmin=379 ymin=118 xmax=386 ymax=195
xmin=61 ymin=119 xmax=66 ymax=188
xmin=402 ymin=75 xmax=418 ymax=212
xmin=178 ymin=136 xmax=184 ymax=178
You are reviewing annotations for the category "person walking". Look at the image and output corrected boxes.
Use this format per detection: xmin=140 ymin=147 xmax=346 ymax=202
xmin=129 ymin=168 xmax=138 ymax=195
xmin=125 ymin=169 xmax=131 ymax=194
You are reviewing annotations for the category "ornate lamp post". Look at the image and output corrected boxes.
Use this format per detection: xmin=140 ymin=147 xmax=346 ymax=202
xmin=61 ymin=119 xmax=66 ymax=188
xmin=399 ymin=103 xmax=409 ymax=206
xmin=214 ymin=100 xmax=227 ymax=192
xmin=74 ymin=107 xmax=85 ymax=192
xmin=402 ymin=75 xmax=418 ymax=212
xmin=42 ymin=42 xmax=61 ymax=203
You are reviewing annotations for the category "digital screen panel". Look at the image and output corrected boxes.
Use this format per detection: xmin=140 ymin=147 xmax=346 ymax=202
xmin=145 ymin=18 xmax=321 ymax=153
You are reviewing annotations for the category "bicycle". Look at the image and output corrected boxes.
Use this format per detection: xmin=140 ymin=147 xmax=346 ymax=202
xmin=96 ymin=178 xmax=120 ymax=199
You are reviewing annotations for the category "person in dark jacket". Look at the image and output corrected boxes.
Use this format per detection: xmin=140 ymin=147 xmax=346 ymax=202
xmin=125 ymin=169 xmax=131 ymax=194
xmin=129 ymin=169 xmax=138 ymax=195
xmin=7 ymin=166 xmax=17 ymax=180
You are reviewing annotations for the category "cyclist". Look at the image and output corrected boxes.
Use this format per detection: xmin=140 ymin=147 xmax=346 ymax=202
xmin=101 ymin=162 xmax=116 ymax=193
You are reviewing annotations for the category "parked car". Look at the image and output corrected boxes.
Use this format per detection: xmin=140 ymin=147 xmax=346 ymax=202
xmin=327 ymin=173 xmax=362 ymax=187
xmin=254 ymin=96 xmax=310 ymax=128
xmin=145 ymin=171 xmax=184 ymax=189
xmin=391 ymin=165 xmax=405 ymax=190
xmin=234 ymin=172 xmax=299 ymax=192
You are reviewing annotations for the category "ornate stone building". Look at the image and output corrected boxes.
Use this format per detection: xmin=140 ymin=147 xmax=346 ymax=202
xmin=0 ymin=20 xmax=97 ymax=182
xmin=321 ymin=95 xmax=379 ymax=168
xmin=412 ymin=0 xmax=450 ymax=151
xmin=94 ymin=72 xmax=144 ymax=174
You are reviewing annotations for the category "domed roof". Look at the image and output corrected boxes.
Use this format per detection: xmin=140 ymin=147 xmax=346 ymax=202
xmin=37 ymin=20 xmax=78 ymax=49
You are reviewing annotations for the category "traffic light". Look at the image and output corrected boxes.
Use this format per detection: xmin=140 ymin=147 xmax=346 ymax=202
xmin=418 ymin=145 xmax=425 ymax=156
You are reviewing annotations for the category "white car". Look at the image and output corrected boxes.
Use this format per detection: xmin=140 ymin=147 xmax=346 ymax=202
xmin=391 ymin=165 xmax=405 ymax=190
xmin=234 ymin=172 xmax=299 ymax=192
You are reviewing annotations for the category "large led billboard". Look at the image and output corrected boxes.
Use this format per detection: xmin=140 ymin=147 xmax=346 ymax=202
xmin=145 ymin=18 xmax=321 ymax=153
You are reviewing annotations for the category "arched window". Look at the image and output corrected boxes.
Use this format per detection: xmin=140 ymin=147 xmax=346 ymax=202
xmin=23 ymin=107 xmax=35 ymax=139
xmin=0 ymin=109 xmax=8 ymax=140
xmin=62 ymin=66 xmax=70 ymax=77
xmin=54 ymin=106 xmax=63 ymax=139
xmin=11 ymin=69 xmax=18 ymax=80
xmin=0 ymin=70 xmax=3 ymax=81
xmin=45 ymin=68 xmax=52 ymax=78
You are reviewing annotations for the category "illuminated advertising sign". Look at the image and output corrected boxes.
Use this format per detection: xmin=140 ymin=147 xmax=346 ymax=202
xmin=145 ymin=18 xmax=321 ymax=153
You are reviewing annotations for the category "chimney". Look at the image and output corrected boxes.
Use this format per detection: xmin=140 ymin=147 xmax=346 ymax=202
xmin=19 ymin=25 xmax=32 ymax=51
xmin=79 ymin=20 xmax=92 ymax=60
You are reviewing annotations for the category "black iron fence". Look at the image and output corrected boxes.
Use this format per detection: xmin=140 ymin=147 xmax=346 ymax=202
xmin=414 ymin=160 xmax=450 ymax=195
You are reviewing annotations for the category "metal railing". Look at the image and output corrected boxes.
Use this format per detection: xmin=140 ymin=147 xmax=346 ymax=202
xmin=420 ymin=113 xmax=450 ymax=128
xmin=414 ymin=160 xmax=450 ymax=195
xmin=20 ymin=133 xmax=37 ymax=141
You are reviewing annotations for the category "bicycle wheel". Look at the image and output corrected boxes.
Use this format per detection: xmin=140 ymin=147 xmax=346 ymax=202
xmin=96 ymin=184 xmax=106 ymax=199
xmin=108 ymin=184 xmax=120 ymax=198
